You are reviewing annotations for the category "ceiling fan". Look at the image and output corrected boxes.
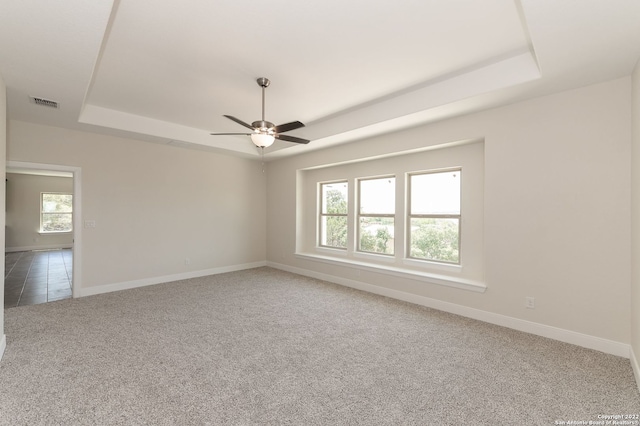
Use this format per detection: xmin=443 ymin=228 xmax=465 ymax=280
xmin=211 ymin=77 xmax=310 ymax=148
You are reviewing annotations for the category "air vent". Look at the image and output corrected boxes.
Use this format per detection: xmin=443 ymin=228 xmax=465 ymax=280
xmin=30 ymin=96 xmax=59 ymax=109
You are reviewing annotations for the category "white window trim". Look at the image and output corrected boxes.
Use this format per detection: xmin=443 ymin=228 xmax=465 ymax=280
xmin=356 ymin=175 xmax=396 ymax=256
xmin=40 ymin=192 xmax=73 ymax=234
xmin=318 ymin=180 xmax=348 ymax=250
xmin=317 ymin=169 xmax=464 ymax=266
xmin=402 ymin=257 xmax=462 ymax=273
xmin=353 ymin=250 xmax=396 ymax=264
xmin=38 ymin=231 xmax=72 ymax=235
xmin=406 ymin=168 xmax=462 ymax=265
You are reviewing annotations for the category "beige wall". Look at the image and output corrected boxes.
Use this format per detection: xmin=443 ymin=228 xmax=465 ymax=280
xmin=7 ymin=121 xmax=267 ymax=291
xmin=267 ymin=77 xmax=632 ymax=345
xmin=1 ymin=74 xmax=6 ymax=349
xmin=6 ymin=173 xmax=74 ymax=251
xmin=631 ymin=60 xmax=640 ymax=368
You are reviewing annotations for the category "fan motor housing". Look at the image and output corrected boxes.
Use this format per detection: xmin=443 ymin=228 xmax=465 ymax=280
xmin=252 ymin=120 xmax=275 ymax=131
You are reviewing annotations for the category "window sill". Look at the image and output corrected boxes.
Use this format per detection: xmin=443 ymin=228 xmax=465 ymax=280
xmin=403 ymin=257 xmax=462 ymax=273
xmin=315 ymin=246 xmax=348 ymax=256
xmin=353 ymin=251 xmax=396 ymax=263
xmin=38 ymin=231 xmax=73 ymax=236
xmin=295 ymin=252 xmax=486 ymax=293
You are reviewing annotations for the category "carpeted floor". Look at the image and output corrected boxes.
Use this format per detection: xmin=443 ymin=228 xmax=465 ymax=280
xmin=0 ymin=267 xmax=638 ymax=425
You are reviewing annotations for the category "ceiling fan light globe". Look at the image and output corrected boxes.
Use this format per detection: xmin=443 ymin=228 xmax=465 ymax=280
xmin=251 ymin=133 xmax=275 ymax=148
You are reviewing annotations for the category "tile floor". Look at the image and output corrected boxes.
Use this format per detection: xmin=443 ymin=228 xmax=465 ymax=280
xmin=4 ymin=249 xmax=73 ymax=308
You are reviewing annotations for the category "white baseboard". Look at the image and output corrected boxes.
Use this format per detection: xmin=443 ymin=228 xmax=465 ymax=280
xmin=6 ymin=244 xmax=73 ymax=253
xmin=80 ymin=261 xmax=267 ymax=297
xmin=268 ymin=261 xmax=630 ymax=359
xmin=631 ymin=347 xmax=640 ymax=394
xmin=0 ymin=334 xmax=6 ymax=362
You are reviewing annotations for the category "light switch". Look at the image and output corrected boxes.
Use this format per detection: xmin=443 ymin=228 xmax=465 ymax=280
xmin=84 ymin=220 xmax=96 ymax=228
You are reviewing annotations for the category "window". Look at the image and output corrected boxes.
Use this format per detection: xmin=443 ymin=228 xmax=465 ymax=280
xmin=299 ymin=141 xmax=484 ymax=289
xmin=41 ymin=193 xmax=73 ymax=233
xmin=358 ymin=176 xmax=395 ymax=255
xmin=318 ymin=171 xmax=461 ymax=262
xmin=319 ymin=181 xmax=348 ymax=249
xmin=408 ymin=169 xmax=461 ymax=263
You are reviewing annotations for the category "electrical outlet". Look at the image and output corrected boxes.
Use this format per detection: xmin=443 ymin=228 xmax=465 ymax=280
xmin=184 ymin=258 xmax=191 ymax=265
xmin=525 ymin=297 xmax=535 ymax=309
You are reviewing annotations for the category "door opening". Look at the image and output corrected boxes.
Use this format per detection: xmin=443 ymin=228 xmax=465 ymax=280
xmin=5 ymin=161 xmax=82 ymax=307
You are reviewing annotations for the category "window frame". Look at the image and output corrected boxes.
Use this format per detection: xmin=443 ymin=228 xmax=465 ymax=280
xmin=40 ymin=192 xmax=73 ymax=234
xmin=406 ymin=168 xmax=461 ymax=265
xmin=318 ymin=180 xmax=348 ymax=250
xmin=297 ymin=140 xmax=485 ymax=291
xmin=357 ymin=175 xmax=396 ymax=256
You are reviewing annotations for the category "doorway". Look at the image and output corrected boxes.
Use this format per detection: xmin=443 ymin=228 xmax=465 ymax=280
xmin=5 ymin=248 xmax=73 ymax=307
xmin=5 ymin=161 xmax=82 ymax=306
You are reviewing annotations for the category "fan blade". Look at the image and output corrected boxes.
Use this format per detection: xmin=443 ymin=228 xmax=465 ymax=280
xmin=276 ymin=134 xmax=310 ymax=144
xmin=223 ymin=115 xmax=255 ymax=130
xmin=273 ymin=121 xmax=305 ymax=134
xmin=210 ymin=133 xmax=252 ymax=136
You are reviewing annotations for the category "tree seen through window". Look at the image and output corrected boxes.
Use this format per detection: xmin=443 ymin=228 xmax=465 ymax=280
xmin=41 ymin=193 xmax=73 ymax=232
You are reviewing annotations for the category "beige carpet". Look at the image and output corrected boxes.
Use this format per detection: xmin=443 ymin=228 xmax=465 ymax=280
xmin=0 ymin=267 xmax=638 ymax=425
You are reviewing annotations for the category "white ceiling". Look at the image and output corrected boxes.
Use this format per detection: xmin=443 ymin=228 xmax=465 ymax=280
xmin=1 ymin=0 xmax=639 ymax=160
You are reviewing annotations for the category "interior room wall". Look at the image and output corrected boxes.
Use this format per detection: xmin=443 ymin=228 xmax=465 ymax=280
xmin=5 ymin=173 xmax=74 ymax=251
xmin=1 ymin=74 xmax=6 ymax=359
xmin=7 ymin=121 xmax=267 ymax=293
xmin=267 ymin=77 xmax=632 ymax=348
xmin=631 ymin=59 xmax=640 ymax=378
